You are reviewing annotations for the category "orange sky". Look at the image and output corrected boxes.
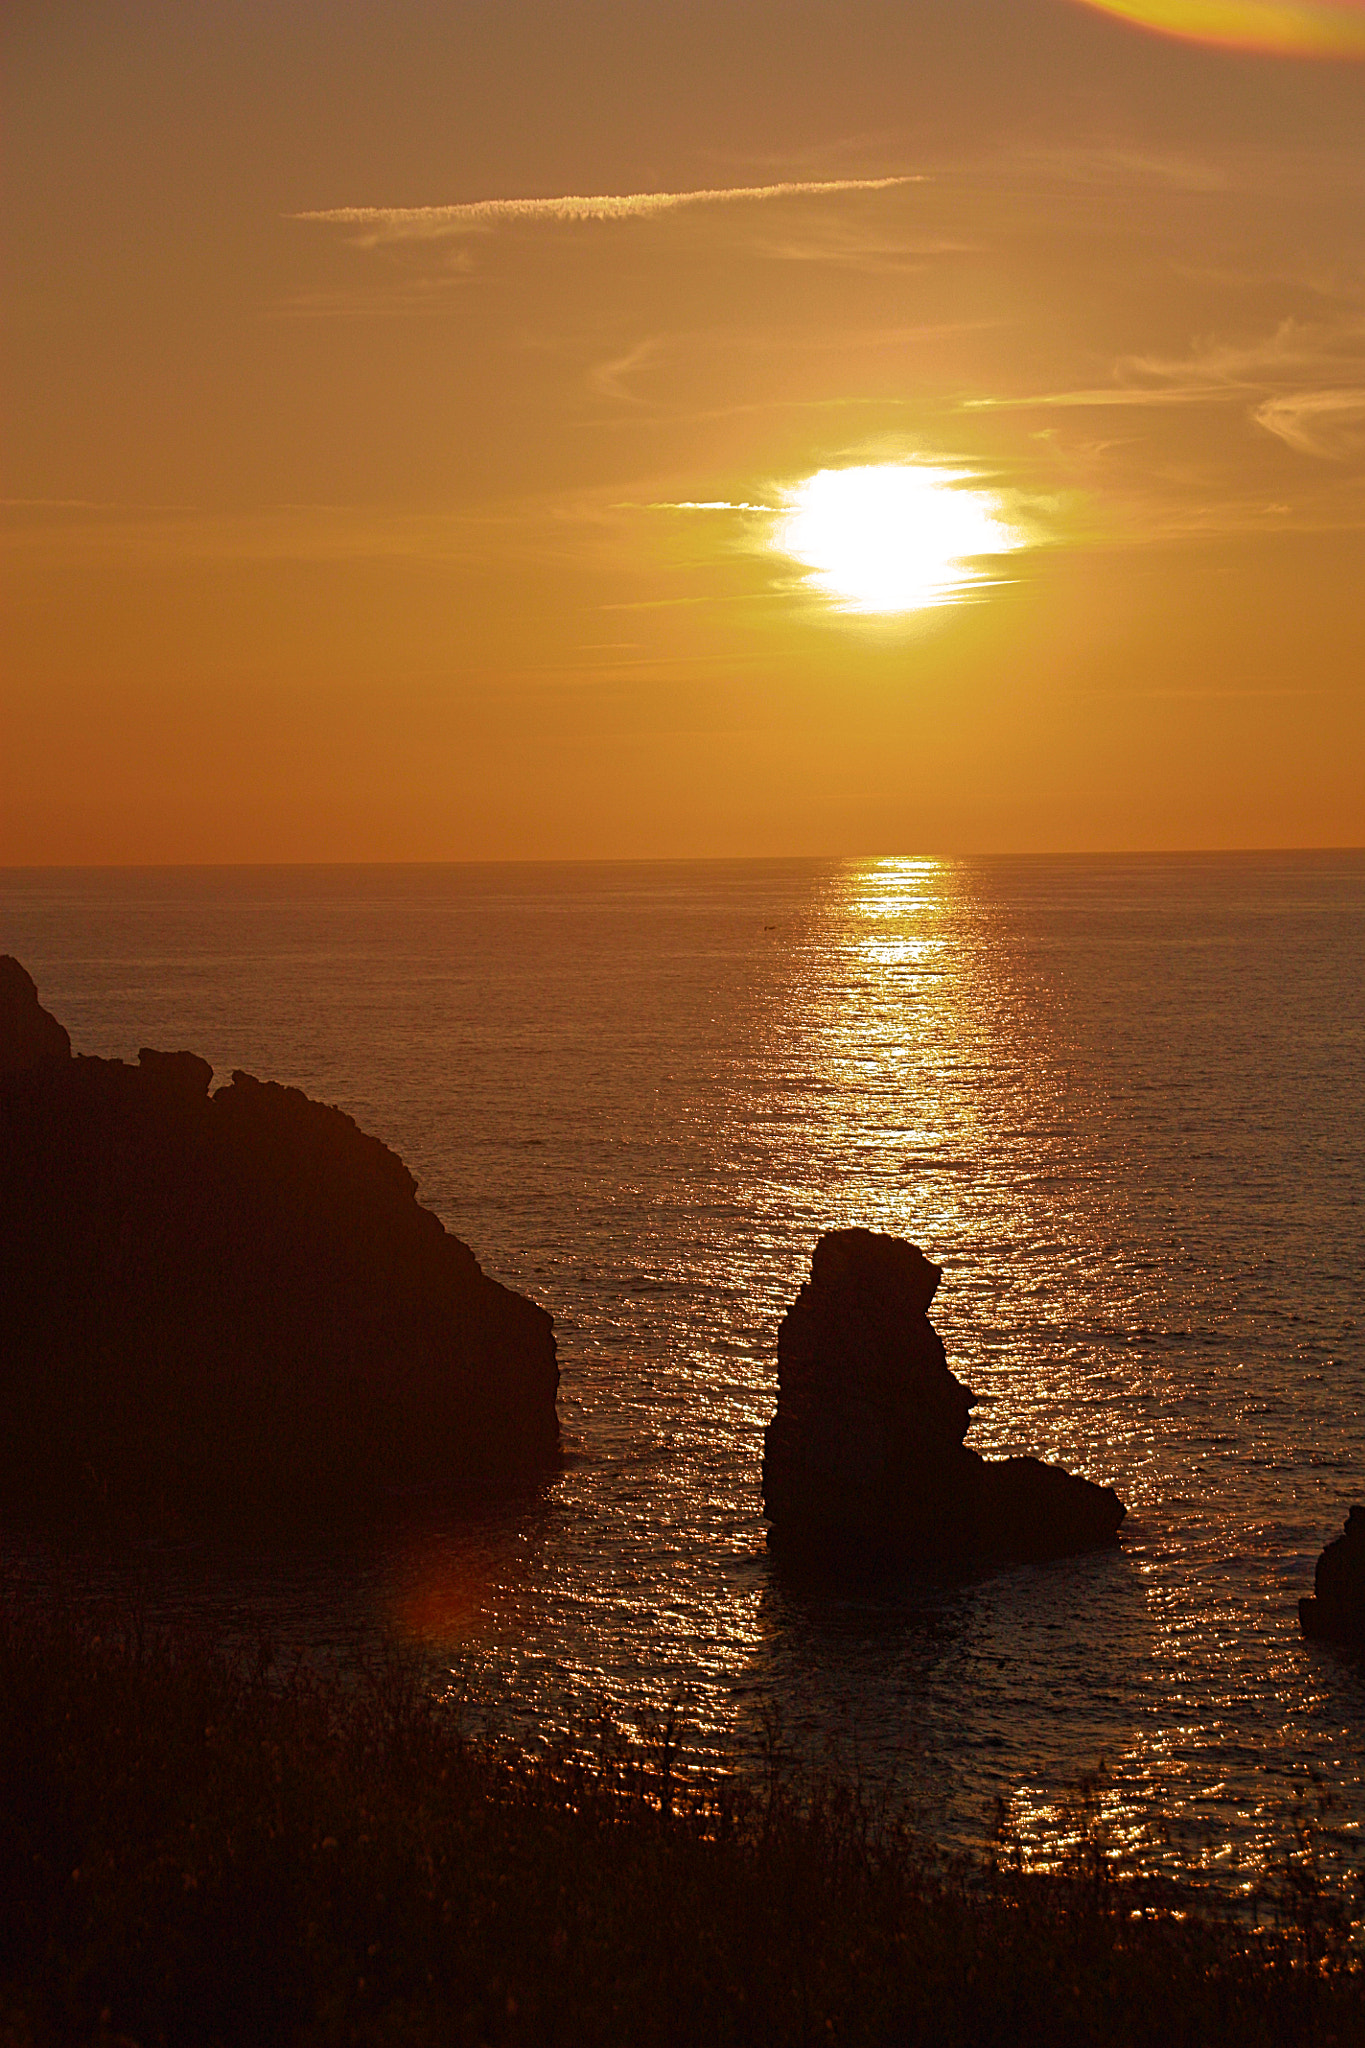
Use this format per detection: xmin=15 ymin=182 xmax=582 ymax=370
xmin=4 ymin=0 xmax=1364 ymax=861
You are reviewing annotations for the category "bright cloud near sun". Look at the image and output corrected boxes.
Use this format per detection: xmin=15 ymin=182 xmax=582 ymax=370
xmin=770 ymin=464 xmax=1026 ymax=616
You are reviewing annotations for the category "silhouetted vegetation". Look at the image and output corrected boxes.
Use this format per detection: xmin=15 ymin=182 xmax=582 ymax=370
xmin=2 ymin=1605 xmax=1361 ymax=2046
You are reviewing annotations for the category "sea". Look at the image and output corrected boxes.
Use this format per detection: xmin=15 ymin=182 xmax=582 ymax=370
xmin=2 ymin=853 xmax=1362 ymax=1900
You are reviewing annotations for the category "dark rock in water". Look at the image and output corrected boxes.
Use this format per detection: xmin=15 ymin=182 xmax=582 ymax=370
xmin=0 ymin=958 xmax=559 ymax=1524
xmin=762 ymin=1228 xmax=1125 ymax=1567
xmin=1300 ymin=1508 xmax=1365 ymax=1645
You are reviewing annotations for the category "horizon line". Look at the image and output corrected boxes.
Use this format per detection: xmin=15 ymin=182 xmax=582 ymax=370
xmin=2 ymin=845 xmax=1361 ymax=875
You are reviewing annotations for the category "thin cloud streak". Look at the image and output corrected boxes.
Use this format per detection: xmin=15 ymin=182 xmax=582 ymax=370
xmin=589 ymin=338 xmax=662 ymax=405
xmin=289 ymin=177 xmax=920 ymax=242
xmin=963 ymin=386 xmax=1236 ymax=411
xmin=965 ymin=319 xmax=1365 ymax=474
xmin=1254 ymin=388 xmax=1365 ymax=457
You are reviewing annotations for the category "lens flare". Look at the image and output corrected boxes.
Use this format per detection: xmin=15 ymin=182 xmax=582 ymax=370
xmin=771 ymin=463 xmax=1024 ymax=616
xmin=1071 ymin=0 xmax=1365 ymax=55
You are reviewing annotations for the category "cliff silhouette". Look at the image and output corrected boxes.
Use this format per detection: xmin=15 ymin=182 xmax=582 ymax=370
xmin=763 ymin=1229 xmax=1125 ymax=1567
xmin=0 ymin=957 xmax=559 ymax=1523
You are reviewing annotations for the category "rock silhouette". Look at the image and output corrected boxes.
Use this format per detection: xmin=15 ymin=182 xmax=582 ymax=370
xmin=0 ymin=953 xmax=71 ymax=1070
xmin=0 ymin=958 xmax=559 ymax=1523
xmin=1299 ymin=1508 xmax=1365 ymax=1646
xmin=762 ymin=1229 xmax=1125 ymax=1566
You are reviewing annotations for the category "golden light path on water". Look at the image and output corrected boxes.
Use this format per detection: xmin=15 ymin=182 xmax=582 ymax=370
xmin=5 ymin=857 xmax=1361 ymax=1903
xmin=1072 ymin=0 xmax=1365 ymax=53
xmin=735 ymin=859 xmax=1155 ymax=1873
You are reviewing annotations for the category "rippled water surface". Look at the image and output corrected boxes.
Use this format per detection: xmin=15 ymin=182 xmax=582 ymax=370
xmin=3 ymin=854 xmax=1363 ymax=1893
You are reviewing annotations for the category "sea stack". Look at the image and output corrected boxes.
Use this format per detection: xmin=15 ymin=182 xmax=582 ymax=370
xmin=0 ymin=957 xmax=559 ymax=1522
xmin=762 ymin=1228 xmax=1125 ymax=1568
xmin=1299 ymin=1509 xmax=1365 ymax=1645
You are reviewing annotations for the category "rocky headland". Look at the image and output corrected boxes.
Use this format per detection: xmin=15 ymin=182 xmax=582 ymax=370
xmin=0 ymin=957 xmax=559 ymax=1523
xmin=762 ymin=1228 xmax=1125 ymax=1568
xmin=1299 ymin=1508 xmax=1365 ymax=1646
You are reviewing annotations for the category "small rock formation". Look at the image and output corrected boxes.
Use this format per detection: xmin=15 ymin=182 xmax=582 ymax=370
xmin=0 ymin=953 xmax=71 ymax=1070
xmin=762 ymin=1229 xmax=1125 ymax=1567
xmin=1299 ymin=1509 xmax=1365 ymax=1645
xmin=0 ymin=958 xmax=559 ymax=1523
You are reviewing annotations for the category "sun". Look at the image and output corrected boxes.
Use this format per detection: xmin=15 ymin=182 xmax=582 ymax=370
xmin=770 ymin=463 xmax=1025 ymax=616
xmin=1068 ymin=0 xmax=1365 ymax=56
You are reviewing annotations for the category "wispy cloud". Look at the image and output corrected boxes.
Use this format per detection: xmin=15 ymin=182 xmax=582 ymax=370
xmin=993 ymin=144 xmax=1233 ymax=195
xmin=744 ymin=223 xmax=969 ymax=273
xmin=589 ymin=339 xmax=661 ymax=405
xmin=967 ymin=321 xmax=1329 ymax=413
xmin=964 ymin=385 xmax=1233 ymax=412
xmin=1117 ymin=321 xmax=1360 ymax=388
xmin=1253 ymin=388 xmax=1365 ymax=458
xmin=288 ymin=176 xmax=919 ymax=243
xmin=967 ymin=319 xmax=1365 ymax=459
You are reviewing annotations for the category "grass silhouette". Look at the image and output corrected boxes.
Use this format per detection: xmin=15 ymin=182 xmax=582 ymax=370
xmin=2 ymin=1604 xmax=1360 ymax=2046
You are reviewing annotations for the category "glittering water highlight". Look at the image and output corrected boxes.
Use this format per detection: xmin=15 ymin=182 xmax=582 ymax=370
xmin=2 ymin=854 xmax=1362 ymax=1898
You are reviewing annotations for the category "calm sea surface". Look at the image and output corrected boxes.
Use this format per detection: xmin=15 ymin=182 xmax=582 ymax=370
xmin=2 ymin=854 xmax=1363 ymax=1895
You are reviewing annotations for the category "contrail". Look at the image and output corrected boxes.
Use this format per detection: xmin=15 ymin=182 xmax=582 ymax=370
xmin=289 ymin=177 xmax=920 ymax=239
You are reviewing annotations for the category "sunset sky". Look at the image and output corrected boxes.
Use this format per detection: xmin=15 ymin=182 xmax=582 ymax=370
xmin=4 ymin=0 xmax=1364 ymax=862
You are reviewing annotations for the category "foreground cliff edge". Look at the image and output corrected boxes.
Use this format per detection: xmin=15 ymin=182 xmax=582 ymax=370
xmin=763 ymin=1229 xmax=1125 ymax=1567
xmin=0 ymin=957 xmax=559 ymax=1522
